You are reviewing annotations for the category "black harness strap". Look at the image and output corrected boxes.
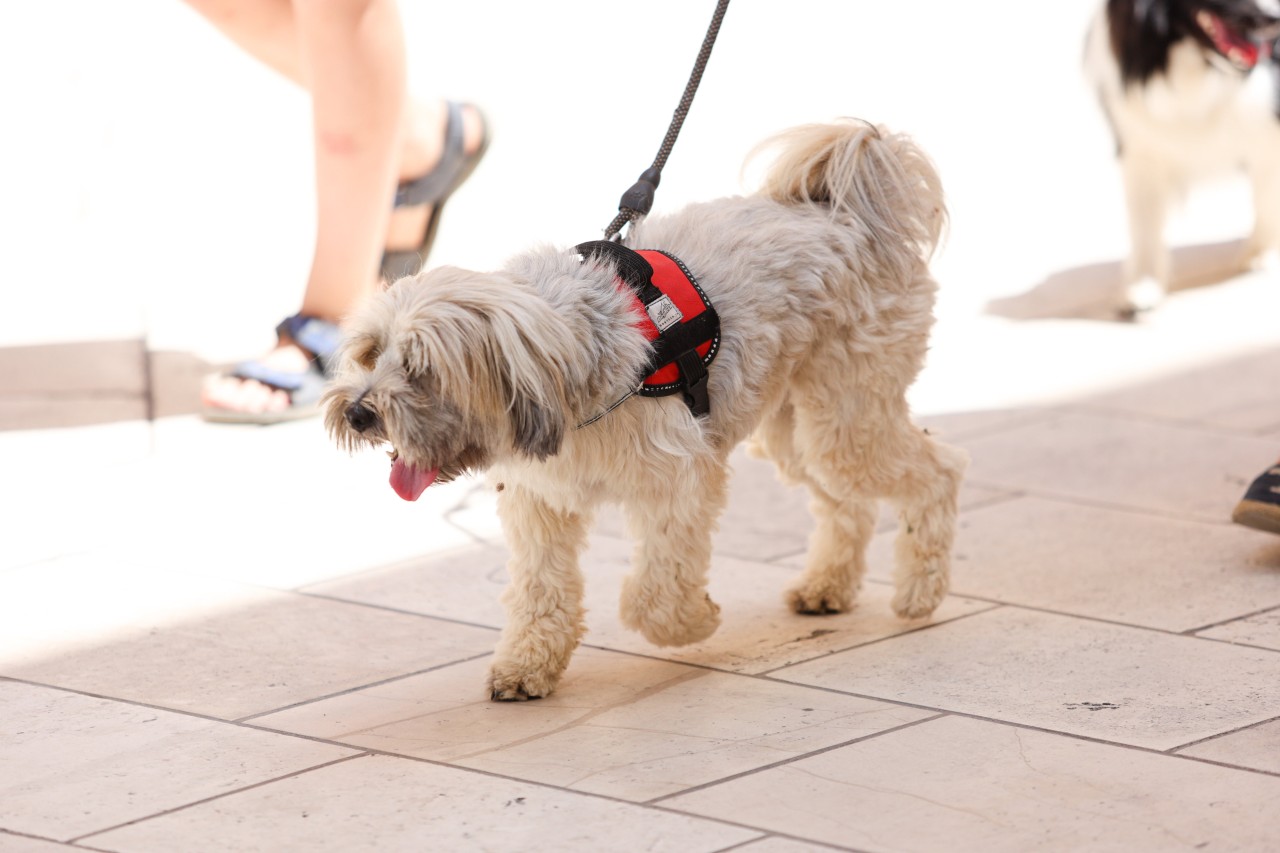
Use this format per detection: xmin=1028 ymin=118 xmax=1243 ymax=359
xmin=577 ymin=240 xmax=719 ymax=418
xmin=578 ymin=240 xmax=663 ymax=304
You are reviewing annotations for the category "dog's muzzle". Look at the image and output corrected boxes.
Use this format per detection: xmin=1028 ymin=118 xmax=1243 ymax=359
xmin=345 ymin=401 xmax=379 ymax=433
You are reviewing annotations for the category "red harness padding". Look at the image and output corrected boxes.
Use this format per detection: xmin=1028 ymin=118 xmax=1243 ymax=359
xmin=577 ymin=240 xmax=720 ymax=416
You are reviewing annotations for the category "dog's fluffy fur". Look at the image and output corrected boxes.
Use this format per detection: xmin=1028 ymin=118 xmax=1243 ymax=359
xmin=1085 ymin=0 xmax=1280 ymax=314
xmin=324 ymin=120 xmax=967 ymax=701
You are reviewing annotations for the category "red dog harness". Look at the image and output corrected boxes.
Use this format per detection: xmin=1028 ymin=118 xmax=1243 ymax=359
xmin=577 ymin=240 xmax=720 ymax=417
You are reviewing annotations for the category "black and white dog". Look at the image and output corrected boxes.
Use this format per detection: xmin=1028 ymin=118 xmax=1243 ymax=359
xmin=1085 ymin=0 xmax=1280 ymax=315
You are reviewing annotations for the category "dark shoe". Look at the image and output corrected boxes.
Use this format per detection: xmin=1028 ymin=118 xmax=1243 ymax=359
xmin=381 ymin=100 xmax=490 ymax=282
xmin=201 ymin=314 xmax=342 ymax=425
xmin=1232 ymin=465 xmax=1280 ymax=534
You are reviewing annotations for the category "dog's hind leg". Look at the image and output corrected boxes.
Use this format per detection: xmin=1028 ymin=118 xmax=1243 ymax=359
xmin=884 ymin=437 xmax=967 ymax=618
xmin=753 ymin=402 xmax=876 ymax=615
xmin=488 ymin=484 xmax=591 ymax=701
xmin=793 ymin=395 xmax=967 ymax=620
xmin=618 ymin=455 xmax=728 ymax=647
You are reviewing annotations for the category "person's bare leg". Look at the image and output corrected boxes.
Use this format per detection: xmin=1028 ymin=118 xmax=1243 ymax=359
xmin=187 ymin=0 xmax=484 ymax=416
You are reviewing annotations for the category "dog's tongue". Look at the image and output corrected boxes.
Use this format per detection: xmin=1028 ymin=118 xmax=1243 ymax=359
xmin=1200 ymin=11 xmax=1261 ymax=68
xmin=390 ymin=458 xmax=438 ymax=502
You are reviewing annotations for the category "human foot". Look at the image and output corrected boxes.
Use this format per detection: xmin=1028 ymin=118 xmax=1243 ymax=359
xmin=201 ymin=315 xmax=341 ymax=424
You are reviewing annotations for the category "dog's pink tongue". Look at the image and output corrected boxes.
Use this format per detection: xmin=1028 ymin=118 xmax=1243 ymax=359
xmin=390 ymin=458 xmax=438 ymax=502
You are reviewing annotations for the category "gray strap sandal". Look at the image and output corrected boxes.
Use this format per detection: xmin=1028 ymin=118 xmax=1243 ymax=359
xmin=381 ymin=100 xmax=490 ymax=282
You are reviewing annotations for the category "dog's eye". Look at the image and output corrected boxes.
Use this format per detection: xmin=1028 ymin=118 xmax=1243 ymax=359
xmin=356 ymin=346 xmax=381 ymax=370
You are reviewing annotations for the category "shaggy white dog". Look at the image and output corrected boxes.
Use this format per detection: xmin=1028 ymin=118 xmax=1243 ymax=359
xmin=324 ymin=120 xmax=967 ymax=701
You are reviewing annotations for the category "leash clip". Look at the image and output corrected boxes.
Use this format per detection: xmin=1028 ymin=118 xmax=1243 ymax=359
xmin=618 ymin=167 xmax=662 ymax=218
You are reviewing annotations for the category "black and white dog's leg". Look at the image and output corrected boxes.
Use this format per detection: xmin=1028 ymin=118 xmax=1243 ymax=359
xmin=1120 ymin=154 xmax=1174 ymax=316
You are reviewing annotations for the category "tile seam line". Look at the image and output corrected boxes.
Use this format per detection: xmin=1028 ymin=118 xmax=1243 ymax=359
xmin=752 ymin=602 xmax=1006 ymax=675
xmin=1183 ymin=601 xmax=1280 ymax=635
xmin=645 ymin=712 xmax=947 ymax=806
xmin=69 ymin=752 xmax=371 ymax=844
xmin=919 ymin=599 xmax=1280 ymax=648
xmin=283 ymin=588 xmax=506 ymax=634
xmin=234 ymin=650 xmax=497 ymax=723
xmin=1168 ymin=711 xmax=1280 ymax=754
xmin=0 ymin=829 xmax=75 ymax=849
xmin=951 ymin=483 xmax=1246 ymax=527
xmin=1 ymin=676 xmax=251 ymax=728
xmin=562 ymin=599 xmax=999 ymax=680
xmin=734 ymin=688 xmax=1280 ymax=780
xmin=0 ymin=389 xmax=148 ymax=401
xmin=652 ymin=810 xmax=867 ymax=852
xmin=1018 ymin=403 xmax=1280 ymax=439
xmin=207 ymin=743 xmax=789 ymax=839
xmin=2 ymin=666 xmax=493 ymax=736
xmin=716 ymin=830 xmax=866 ymax=853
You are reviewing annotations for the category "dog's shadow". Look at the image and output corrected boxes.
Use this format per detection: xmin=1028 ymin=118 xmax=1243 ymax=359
xmin=986 ymin=239 xmax=1252 ymax=321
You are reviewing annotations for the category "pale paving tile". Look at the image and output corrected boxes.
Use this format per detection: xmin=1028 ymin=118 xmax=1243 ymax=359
xmin=1196 ymin=606 xmax=1280 ymax=650
xmin=0 ymin=555 xmax=497 ymax=720
xmin=1079 ymin=346 xmax=1280 ymax=433
xmin=961 ymin=411 xmax=1276 ymax=521
xmin=87 ymin=754 xmax=760 ymax=853
xmin=665 ymin=715 xmax=1280 ymax=852
xmin=772 ymin=607 xmax=1280 ymax=750
xmin=1177 ymin=718 xmax=1280 ymax=774
xmin=0 ymin=681 xmax=356 ymax=842
xmin=862 ymin=496 xmax=1280 ymax=631
xmin=304 ymin=542 xmax=510 ymax=628
xmin=309 ymin=536 xmax=994 ymax=674
xmin=255 ymin=649 xmax=932 ymax=802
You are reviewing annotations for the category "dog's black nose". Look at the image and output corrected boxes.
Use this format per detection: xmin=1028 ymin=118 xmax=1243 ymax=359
xmin=345 ymin=402 xmax=378 ymax=433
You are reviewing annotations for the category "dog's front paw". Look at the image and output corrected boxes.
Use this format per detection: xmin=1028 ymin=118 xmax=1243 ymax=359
xmin=786 ymin=577 xmax=854 ymax=615
xmin=621 ymin=589 xmax=722 ymax=647
xmin=486 ymin=660 xmax=561 ymax=702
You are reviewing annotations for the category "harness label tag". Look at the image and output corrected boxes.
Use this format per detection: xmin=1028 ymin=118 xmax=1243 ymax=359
xmin=645 ymin=294 xmax=684 ymax=332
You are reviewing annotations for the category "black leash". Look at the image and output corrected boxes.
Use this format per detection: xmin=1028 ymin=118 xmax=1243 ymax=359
xmin=603 ymin=0 xmax=731 ymax=242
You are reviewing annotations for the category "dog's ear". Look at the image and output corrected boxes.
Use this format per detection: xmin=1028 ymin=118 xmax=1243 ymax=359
xmin=511 ymin=394 xmax=565 ymax=461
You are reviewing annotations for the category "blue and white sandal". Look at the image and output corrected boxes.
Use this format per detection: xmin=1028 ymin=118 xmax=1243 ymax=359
xmin=202 ymin=314 xmax=342 ymax=425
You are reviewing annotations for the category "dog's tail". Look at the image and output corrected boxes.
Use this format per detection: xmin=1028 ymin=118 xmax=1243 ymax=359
xmin=753 ymin=119 xmax=946 ymax=267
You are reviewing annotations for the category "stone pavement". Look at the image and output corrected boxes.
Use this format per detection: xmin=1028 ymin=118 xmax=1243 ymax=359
xmin=6 ymin=1 xmax=1280 ymax=851
xmin=6 ymin=313 xmax=1280 ymax=853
